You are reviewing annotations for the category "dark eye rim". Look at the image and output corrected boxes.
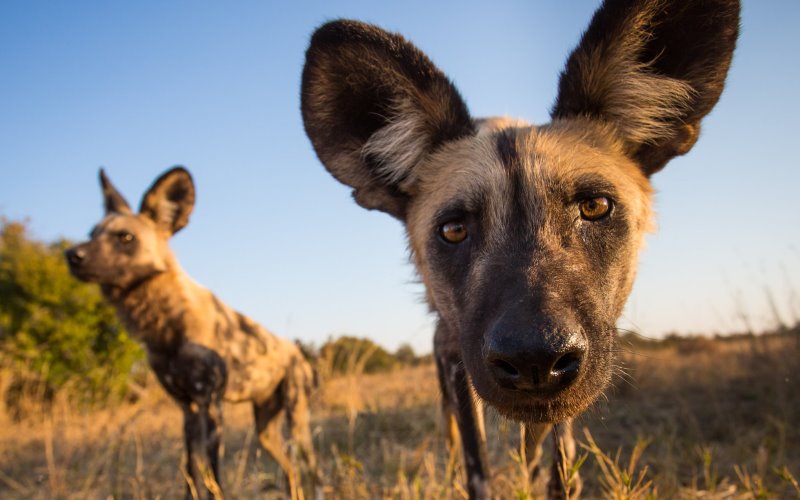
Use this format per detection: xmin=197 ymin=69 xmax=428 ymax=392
xmin=438 ymin=220 xmax=469 ymax=244
xmin=577 ymin=195 xmax=614 ymax=221
xmin=117 ymin=231 xmax=135 ymax=243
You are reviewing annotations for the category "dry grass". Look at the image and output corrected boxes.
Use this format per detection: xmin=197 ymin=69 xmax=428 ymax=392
xmin=1 ymin=332 xmax=798 ymax=499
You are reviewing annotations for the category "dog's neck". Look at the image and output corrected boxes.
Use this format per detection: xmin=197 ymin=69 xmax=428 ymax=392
xmin=101 ymin=272 xmax=156 ymax=302
xmin=103 ymin=267 xmax=192 ymax=353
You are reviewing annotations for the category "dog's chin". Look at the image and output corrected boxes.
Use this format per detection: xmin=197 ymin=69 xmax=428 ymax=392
xmin=468 ymin=365 xmax=599 ymax=424
xmin=67 ymin=266 xmax=97 ymax=283
xmin=489 ymin=394 xmax=590 ymax=424
xmin=476 ymin=385 xmax=591 ymax=423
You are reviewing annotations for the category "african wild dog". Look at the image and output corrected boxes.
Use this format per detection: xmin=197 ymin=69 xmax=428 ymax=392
xmin=65 ymin=168 xmax=318 ymax=499
xmin=301 ymin=0 xmax=739 ymax=498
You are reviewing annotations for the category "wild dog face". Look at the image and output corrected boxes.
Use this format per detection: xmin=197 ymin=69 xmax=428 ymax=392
xmin=404 ymin=121 xmax=655 ymax=422
xmin=65 ymin=168 xmax=194 ymax=290
xmin=302 ymin=0 xmax=739 ymax=422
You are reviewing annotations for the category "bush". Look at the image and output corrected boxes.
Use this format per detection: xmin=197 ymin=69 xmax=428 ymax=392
xmin=394 ymin=343 xmax=417 ymax=366
xmin=319 ymin=336 xmax=397 ymax=375
xmin=0 ymin=219 xmax=143 ymax=413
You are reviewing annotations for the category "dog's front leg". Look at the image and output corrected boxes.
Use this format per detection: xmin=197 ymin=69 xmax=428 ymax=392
xmin=152 ymin=344 xmax=227 ymax=499
xmin=182 ymin=396 xmax=225 ymax=500
xmin=182 ymin=405 xmax=211 ymax=499
xmin=522 ymin=420 xmax=581 ymax=499
xmin=206 ymin=399 xmax=224 ymax=493
xmin=548 ymin=420 xmax=580 ymax=500
xmin=435 ymin=323 xmax=490 ymax=500
xmin=522 ymin=422 xmax=551 ymax=488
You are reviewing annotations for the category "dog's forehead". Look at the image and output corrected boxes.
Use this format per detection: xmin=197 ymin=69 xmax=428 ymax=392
xmin=519 ymin=120 xmax=652 ymax=196
xmin=416 ymin=119 xmax=650 ymax=210
xmin=93 ymin=213 xmax=154 ymax=235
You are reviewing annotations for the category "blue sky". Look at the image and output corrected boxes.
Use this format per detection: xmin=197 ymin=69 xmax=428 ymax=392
xmin=1 ymin=1 xmax=798 ymax=354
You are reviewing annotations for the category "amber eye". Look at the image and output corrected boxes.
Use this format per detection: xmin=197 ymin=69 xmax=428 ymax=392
xmin=578 ymin=197 xmax=612 ymax=221
xmin=440 ymin=221 xmax=468 ymax=244
xmin=117 ymin=232 xmax=134 ymax=244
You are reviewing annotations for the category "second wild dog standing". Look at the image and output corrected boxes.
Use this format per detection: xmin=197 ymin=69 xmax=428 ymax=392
xmin=65 ymin=167 xmax=318 ymax=499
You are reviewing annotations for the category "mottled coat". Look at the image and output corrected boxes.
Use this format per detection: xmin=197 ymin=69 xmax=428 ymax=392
xmin=66 ymin=168 xmax=317 ymax=499
xmin=104 ymin=259 xmax=311 ymax=406
xmin=301 ymin=0 xmax=739 ymax=498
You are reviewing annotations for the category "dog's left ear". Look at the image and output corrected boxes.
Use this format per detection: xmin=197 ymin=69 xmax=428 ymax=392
xmin=139 ymin=167 xmax=195 ymax=235
xmin=552 ymin=0 xmax=740 ymax=176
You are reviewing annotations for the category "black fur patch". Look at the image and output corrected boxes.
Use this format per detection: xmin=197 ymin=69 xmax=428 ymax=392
xmin=496 ymin=129 xmax=520 ymax=173
xmin=99 ymin=169 xmax=132 ymax=214
xmin=495 ymin=129 xmax=529 ymax=228
xmin=303 ymin=20 xmax=474 ymax=149
xmin=150 ymin=342 xmax=227 ymax=406
xmin=427 ymin=206 xmax=479 ymax=301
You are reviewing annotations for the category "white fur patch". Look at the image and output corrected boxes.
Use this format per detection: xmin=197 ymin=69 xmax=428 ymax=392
xmin=360 ymin=97 xmax=432 ymax=189
xmin=157 ymin=199 xmax=181 ymax=228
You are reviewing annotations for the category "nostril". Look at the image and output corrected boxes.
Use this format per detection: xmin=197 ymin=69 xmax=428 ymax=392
xmin=552 ymin=351 xmax=582 ymax=374
xmin=66 ymin=248 xmax=85 ymax=265
xmin=491 ymin=359 xmax=520 ymax=378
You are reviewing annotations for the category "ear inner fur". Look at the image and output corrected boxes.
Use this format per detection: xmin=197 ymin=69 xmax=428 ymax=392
xmin=551 ymin=0 xmax=740 ymax=175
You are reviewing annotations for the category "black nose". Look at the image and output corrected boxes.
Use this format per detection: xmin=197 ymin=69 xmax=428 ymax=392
xmin=65 ymin=247 xmax=86 ymax=266
xmin=485 ymin=330 xmax=586 ymax=395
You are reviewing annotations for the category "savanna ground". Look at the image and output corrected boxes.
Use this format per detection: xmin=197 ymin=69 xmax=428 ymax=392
xmin=1 ymin=331 xmax=798 ymax=499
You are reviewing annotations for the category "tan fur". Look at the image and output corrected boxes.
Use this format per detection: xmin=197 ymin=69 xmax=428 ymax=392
xmin=301 ymin=4 xmax=739 ymax=497
xmin=66 ymin=168 xmax=318 ymax=499
xmin=103 ymin=249 xmax=309 ymax=404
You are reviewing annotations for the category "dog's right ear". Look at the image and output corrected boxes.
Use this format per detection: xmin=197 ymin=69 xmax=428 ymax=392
xmin=301 ymin=20 xmax=474 ymax=220
xmin=99 ymin=168 xmax=132 ymax=215
xmin=139 ymin=167 xmax=195 ymax=235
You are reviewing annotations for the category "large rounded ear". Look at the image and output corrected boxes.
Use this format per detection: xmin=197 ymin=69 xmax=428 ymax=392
xmin=99 ymin=168 xmax=132 ymax=215
xmin=139 ymin=167 xmax=195 ymax=235
xmin=302 ymin=20 xmax=475 ymax=220
xmin=551 ymin=0 xmax=740 ymax=176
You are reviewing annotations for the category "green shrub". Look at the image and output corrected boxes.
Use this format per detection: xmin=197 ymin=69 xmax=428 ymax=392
xmin=0 ymin=219 xmax=143 ymax=411
xmin=319 ymin=336 xmax=397 ymax=375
